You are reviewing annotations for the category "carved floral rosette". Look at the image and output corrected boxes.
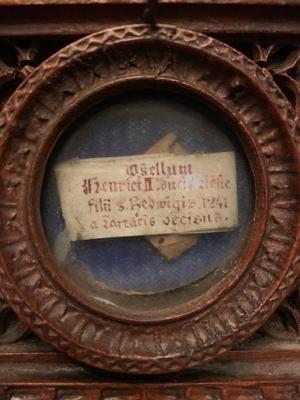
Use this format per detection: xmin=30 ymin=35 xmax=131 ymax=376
xmin=0 ymin=24 xmax=299 ymax=374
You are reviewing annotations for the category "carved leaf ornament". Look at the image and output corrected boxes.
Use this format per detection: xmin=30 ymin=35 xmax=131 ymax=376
xmin=0 ymin=25 xmax=299 ymax=374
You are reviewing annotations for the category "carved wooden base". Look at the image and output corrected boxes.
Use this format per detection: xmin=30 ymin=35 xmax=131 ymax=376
xmin=2 ymin=341 xmax=300 ymax=399
xmin=2 ymin=383 xmax=300 ymax=400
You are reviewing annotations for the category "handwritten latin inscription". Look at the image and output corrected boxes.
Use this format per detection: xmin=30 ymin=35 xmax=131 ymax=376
xmin=55 ymin=152 xmax=238 ymax=240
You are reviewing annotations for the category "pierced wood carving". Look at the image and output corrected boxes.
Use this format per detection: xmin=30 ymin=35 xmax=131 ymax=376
xmin=0 ymin=296 xmax=29 ymax=344
xmin=252 ymin=44 xmax=300 ymax=122
xmin=249 ymin=43 xmax=300 ymax=341
xmin=0 ymin=41 xmax=39 ymax=110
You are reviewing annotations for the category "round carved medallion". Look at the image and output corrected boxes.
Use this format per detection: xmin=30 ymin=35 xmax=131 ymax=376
xmin=0 ymin=24 xmax=299 ymax=374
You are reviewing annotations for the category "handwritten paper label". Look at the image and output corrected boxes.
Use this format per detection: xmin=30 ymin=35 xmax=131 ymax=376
xmin=55 ymin=152 xmax=238 ymax=241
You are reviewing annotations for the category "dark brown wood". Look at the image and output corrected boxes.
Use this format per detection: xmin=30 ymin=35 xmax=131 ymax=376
xmin=2 ymin=384 xmax=300 ymax=400
xmin=0 ymin=4 xmax=299 ymax=39
xmin=2 ymin=335 xmax=300 ymax=398
xmin=0 ymin=23 xmax=298 ymax=375
xmin=0 ymin=0 xmax=299 ymax=395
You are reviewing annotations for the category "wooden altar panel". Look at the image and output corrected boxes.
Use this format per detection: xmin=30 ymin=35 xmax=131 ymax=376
xmin=0 ymin=0 xmax=299 ymax=394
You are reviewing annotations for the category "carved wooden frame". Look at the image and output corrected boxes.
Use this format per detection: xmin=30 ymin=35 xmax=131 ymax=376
xmin=0 ymin=24 xmax=299 ymax=375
